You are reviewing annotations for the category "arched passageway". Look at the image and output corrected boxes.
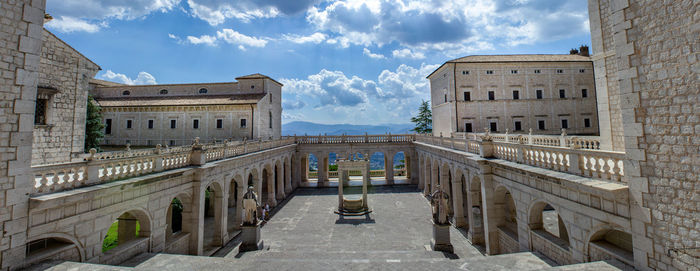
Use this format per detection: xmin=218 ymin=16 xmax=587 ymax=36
xmin=469 ymin=176 xmax=485 ymax=245
xmin=227 ymin=179 xmax=240 ymax=233
xmin=203 ymin=183 xmax=223 ymax=252
xmin=494 ymin=186 xmax=519 ymax=254
xmin=588 ymin=228 xmax=634 ymax=267
xmin=165 ymin=194 xmax=192 ymax=254
xmin=528 ymin=202 xmax=571 ymax=265
xmin=25 ymin=236 xmax=83 ymax=264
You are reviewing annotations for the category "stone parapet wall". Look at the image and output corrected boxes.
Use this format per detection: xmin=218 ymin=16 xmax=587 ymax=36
xmin=165 ymin=233 xmax=190 ymax=255
xmin=530 ymin=230 xmax=573 ymax=266
xmin=497 ymin=227 xmax=520 ymax=254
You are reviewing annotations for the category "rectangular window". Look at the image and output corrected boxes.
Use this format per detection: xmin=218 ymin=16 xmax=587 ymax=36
xmin=216 ymin=119 xmax=223 ymax=129
xmin=488 ymin=91 xmax=495 ymax=100
xmin=486 ymin=70 xmax=494 ymax=74
xmin=534 ymin=69 xmax=541 ymax=74
xmin=490 ymin=122 xmax=498 ymax=132
xmin=557 ymin=69 xmax=564 ymax=73
xmin=105 ymin=119 xmax=112 ymax=135
xmin=579 ymin=69 xmax=585 ymax=73
xmin=240 ymin=119 xmax=247 ymax=128
xmin=584 ymin=118 xmax=591 ymax=128
xmin=34 ymin=98 xmax=48 ymax=125
xmin=465 ymin=123 xmax=472 ymax=133
xmin=170 ymin=119 xmax=177 ymax=129
xmin=463 ymin=92 xmax=470 ymax=101
xmin=270 ymin=93 xmax=273 ymax=103
xmin=169 ymin=140 xmax=175 ymax=146
xmin=581 ymin=89 xmax=588 ymax=98
xmin=193 ymin=119 xmax=199 ymax=129
xmin=536 ymin=90 xmax=543 ymax=99
xmin=444 ymin=94 xmax=447 ymax=103
xmin=511 ymin=70 xmax=518 ymax=74
xmin=462 ymin=70 xmax=469 ymax=75
xmin=148 ymin=119 xmax=154 ymax=129
xmin=512 ymin=90 xmax=520 ymax=100
xmin=561 ymin=119 xmax=568 ymax=129
xmin=126 ymin=120 xmax=132 ymax=129
xmin=538 ymin=120 xmax=546 ymax=130
xmin=514 ymin=121 xmax=522 ymax=131
xmin=559 ymin=89 xmax=566 ymax=98
xmin=269 ymin=112 xmax=273 ymax=128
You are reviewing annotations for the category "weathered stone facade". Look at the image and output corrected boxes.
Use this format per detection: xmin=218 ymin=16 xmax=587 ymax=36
xmin=0 ymin=0 xmax=46 ymax=269
xmin=428 ymin=55 xmax=599 ymax=138
xmin=589 ymin=0 xmax=699 ymax=270
xmin=32 ymin=30 xmax=100 ymax=165
xmin=91 ymin=74 xmax=282 ymax=146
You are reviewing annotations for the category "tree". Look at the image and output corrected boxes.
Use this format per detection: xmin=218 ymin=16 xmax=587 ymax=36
xmin=411 ymin=100 xmax=432 ymax=134
xmin=85 ymin=95 xmax=105 ymax=152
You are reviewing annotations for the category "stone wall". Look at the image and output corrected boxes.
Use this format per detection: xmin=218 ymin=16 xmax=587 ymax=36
xmin=0 ymin=0 xmax=46 ymax=269
xmin=590 ymin=0 xmax=699 ymax=270
xmin=530 ymin=230 xmax=573 ymax=265
xmin=165 ymin=233 xmax=190 ymax=255
xmin=497 ymin=227 xmax=520 ymax=254
xmin=33 ymin=30 xmax=99 ymax=165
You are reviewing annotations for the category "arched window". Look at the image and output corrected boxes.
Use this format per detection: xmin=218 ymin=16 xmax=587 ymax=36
xmin=122 ymin=90 xmax=130 ymax=96
xmin=199 ymin=88 xmax=208 ymax=94
xmin=160 ymin=89 xmax=168 ymax=95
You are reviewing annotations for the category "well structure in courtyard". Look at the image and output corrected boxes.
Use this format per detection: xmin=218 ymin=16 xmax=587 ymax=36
xmin=335 ymin=155 xmax=371 ymax=215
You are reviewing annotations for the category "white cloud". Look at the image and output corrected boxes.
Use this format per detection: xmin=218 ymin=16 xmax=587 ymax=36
xmin=45 ymin=16 xmax=101 ymax=33
xmin=363 ymin=48 xmax=385 ymax=59
xmin=391 ymin=48 xmax=425 ymax=59
xmin=284 ymin=32 xmax=327 ymax=44
xmin=187 ymin=34 xmax=217 ymax=46
xmin=186 ymin=0 xmax=318 ymax=25
xmin=216 ymin=29 xmax=267 ymax=48
xmin=99 ymin=70 xmax=157 ymax=85
xmin=46 ymin=0 xmax=180 ymax=33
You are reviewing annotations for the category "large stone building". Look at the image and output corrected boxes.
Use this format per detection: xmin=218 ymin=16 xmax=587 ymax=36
xmin=0 ymin=0 xmax=696 ymax=270
xmin=428 ymin=54 xmax=599 ymax=137
xmin=91 ymin=74 xmax=282 ymax=146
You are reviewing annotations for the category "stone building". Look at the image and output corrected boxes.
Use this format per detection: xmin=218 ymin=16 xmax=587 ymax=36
xmin=90 ymin=74 xmax=282 ymax=146
xmin=33 ymin=30 xmax=100 ymax=165
xmin=427 ymin=55 xmax=599 ymax=137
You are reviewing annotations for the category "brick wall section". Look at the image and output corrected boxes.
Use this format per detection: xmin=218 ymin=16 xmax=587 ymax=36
xmin=0 ymin=0 xmax=46 ymax=269
xmin=33 ymin=30 xmax=99 ymax=165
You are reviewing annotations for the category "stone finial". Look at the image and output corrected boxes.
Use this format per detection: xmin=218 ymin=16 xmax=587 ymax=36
xmin=155 ymin=144 xmax=162 ymax=154
xmin=194 ymin=137 xmax=200 ymax=145
xmin=440 ymin=132 xmax=443 ymax=137
xmin=164 ymin=144 xmax=169 ymax=149
xmin=87 ymin=148 xmax=97 ymax=161
xmin=505 ymin=128 xmax=509 ymax=134
xmin=529 ymin=128 xmax=533 ymax=135
xmin=125 ymin=143 xmax=131 ymax=152
xmin=561 ymin=128 xmax=567 ymax=137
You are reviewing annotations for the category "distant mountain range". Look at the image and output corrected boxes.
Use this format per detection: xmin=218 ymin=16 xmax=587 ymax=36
xmin=282 ymin=121 xmax=415 ymax=136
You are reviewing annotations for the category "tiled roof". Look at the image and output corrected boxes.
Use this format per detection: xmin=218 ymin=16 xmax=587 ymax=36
xmin=447 ymin=54 xmax=591 ymax=63
xmin=235 ymin=73 xmax=283 ymax=86
xmin=95 ymin=94 xmax=266 ymax=107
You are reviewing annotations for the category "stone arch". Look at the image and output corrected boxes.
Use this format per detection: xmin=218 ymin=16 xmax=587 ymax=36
xmin=25 ymin=233 xmax=85 ymax=264
xmin=451 ymin=168 xmax=468 ymax=228
xmin=423 ymin=155 xmax=432 ymax=195
xmin=439 ymin=162 xmax=453 ymax=217
xmin=247 ymin=167 xmax=260 ymax=191
xmin=275 ymin=159 xmax=284 ymax=202
xmin=285 ymin=154 xmax=293 ymax=193
xmin=585 ymin=224 xmax=634 ymax=266
xmin=527 ymin=200 xmax=572 ymax=265
xmin=202 ymin=181 xmax=224 ymax=251
xmin=494 ymin=185 xmax=519 ymax=254
xmin=528 ymin=200 xmax=570 ymax=245
xmin=261 ymin=163 xmax=275 ymax=206
xmin=165 ymin=192 xmax=193 ymax=244
xmin=227 ymin=174 xmax=244 ymax=234
xmin=431 ymin=158 xmax=440 ymax=194
xmin=101 ymin=207 xmax=153 ymax=263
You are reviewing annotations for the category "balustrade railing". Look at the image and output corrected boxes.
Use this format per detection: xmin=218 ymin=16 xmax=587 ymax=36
xmin=416 ymin=133 xmax=625 ymax=183
xmin=294 ymin=133 xmax=415 ymax=144
xmin=307 ymin=169 xmax=406 ymax=179
xmin=31 ymin=137 xmax=296 ymax=195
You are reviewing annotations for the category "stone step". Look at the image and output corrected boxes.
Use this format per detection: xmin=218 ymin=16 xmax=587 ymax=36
xmin=541 ymin=260 xmax=625 ymax=271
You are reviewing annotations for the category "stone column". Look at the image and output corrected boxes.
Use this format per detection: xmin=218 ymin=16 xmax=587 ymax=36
xmin=417 ymin=156 xmax=424 ymax=188
xmin=338 ymin=169 xmax=344 ymax=211
xmin=284 ymin=158 xmax=292 ymax=194
xmin=385 ymin=152 xmax=394 ymax=184
xmin=431 ymin=161 xmax=439 ymax=194
xmin=362 ymin=167 xmax=369 ymax=209
xmin=191 ymin=181 xmax=205 ymax=255
xmin=451 ymin=172 xmax=466 ymax=227
xmin=317 ymin=152 xmax=328 ymax=186
xmin=480 ymin=173 xmax=499 ymax=255
xmin=117 ymin=213 xmax=139 ymax=245
xmin=276 ymin=164 xmax=285 ymax=201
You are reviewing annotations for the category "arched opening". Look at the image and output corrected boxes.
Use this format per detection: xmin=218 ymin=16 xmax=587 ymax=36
xmin=25 ymin=237 xmax=82 ymax=264
xmin=261 ymin=166 xmax=275 ymax=206
xmin=101 ymin=210 xmax=151 ymax=264
xmin=529 ymin=202 xmax=571 ymax=265
xmin=165 ymin=194 xmax=192 ymax=254
xmin=307 ymin=153 xmax=318 ymax=183
xmin=369 ymin=152 xmax=385 ymax=182
xmin=469 ymin=176 xmax=485 ymax=245
xmin=494 ymin=186 xmax=519 ymax=254
xmin=588 ymin=228 xmax=634 ymax=266
xmin=393 ymin=151 xmax=407 ymax=183
xmin=431 ymin=160 xmax=439 ymax=194
xmin=286 ymin=155 xmax=293 ymax=192
xmin=424 ymin=158 xmax=432 ymax=195
xmin=440 ymin=163 xmax=453 ymax=217
xmin=275 ymin=161 xmax=284 ymax=202
xmin=227 ymin=179 xmax=239 ymax=233
xmin=203 ymin=183 xmax=223 ymax=252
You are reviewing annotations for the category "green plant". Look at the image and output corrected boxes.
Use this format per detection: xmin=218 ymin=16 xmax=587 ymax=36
xmin=85 ymin=95 xmax=105 ymax=152
xmin=411 ymin=100 xmax=432 ymax=134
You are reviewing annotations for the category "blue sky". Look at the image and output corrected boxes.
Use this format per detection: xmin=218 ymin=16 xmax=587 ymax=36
xmin=45 ymin=0 xmax=592 ymax=125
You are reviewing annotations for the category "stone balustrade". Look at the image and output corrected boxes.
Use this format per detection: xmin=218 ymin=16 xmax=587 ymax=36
xmin=293 ymin=133 xmax=415 ymax=144
xmin=453 ymin=130 xmax=602 ymax=150
xmin=31 ymin=138 xmax=296 ymax=195
xmin=416 ymin=133 xmax=626 ymax=183
xmin=307 ymin=169 xmax=406 ymax=178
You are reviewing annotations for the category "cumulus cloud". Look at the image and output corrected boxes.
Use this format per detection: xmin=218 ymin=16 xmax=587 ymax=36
xmin=391 ymin=48 xmax=425 ymax=59
xmin=216 ymin=29 xmax=268 ymax=48
xmin=186 ymin=0 xmax=319 ymax=25
xmin=46 ymin=0 xmax=179 ymax=33
xmin=363 ymin=48 xmax=386 ymax=59
xmin=187 ymin=34 xmax=218 ymax=46
xmin=99 ymin=70 xmax=158 ymax=85
xmin=282 ymin=100 xmax=307 ymax=110
xmin=45 ymin=16 xmax=101 ymax=33
xmin=284 ymin=32 xmax=327 ymax=44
